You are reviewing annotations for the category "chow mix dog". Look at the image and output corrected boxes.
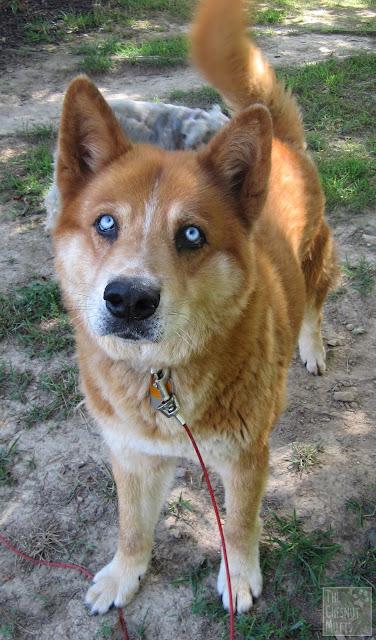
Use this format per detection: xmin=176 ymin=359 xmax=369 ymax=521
xmin=50 ymin=0 xmax=336 ymax=615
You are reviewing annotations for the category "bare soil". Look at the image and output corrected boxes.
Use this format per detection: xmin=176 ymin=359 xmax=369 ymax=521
xmin=0 ymin=6 xmax=375 ymax=640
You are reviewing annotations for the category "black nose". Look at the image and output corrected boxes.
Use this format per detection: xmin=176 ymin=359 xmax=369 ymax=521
xmin=103 ymin=278 xmax=160 ymax=321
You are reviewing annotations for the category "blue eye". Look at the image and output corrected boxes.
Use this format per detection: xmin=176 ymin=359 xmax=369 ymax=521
xmin=176 ymin=225 xmax=206 ymax=252
xmin=185 ymin=226 xmax=201 ymax=243
xmin=95 ymin=214 xmax=117 ymax=240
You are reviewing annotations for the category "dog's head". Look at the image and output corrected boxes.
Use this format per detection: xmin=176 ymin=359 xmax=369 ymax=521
xmin=53 ymin=76 xmax=272 ymax=368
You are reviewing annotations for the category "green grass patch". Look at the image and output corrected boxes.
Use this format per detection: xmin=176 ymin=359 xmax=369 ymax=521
xmin=0 ymin=437 xmax=23 ymax=486
xmin=181 ymin=510 xmax=343 ymax=638
xmin=116 ymin=0 xmax=196 ymax=22
xmin=257 ymin=8 xmax=287 ymax=24
xmin=0 ymin=361 xmax=32 ymax=403
xmin=1 ymin=142 xmax=53 ymax=208
xmin=343 ymin=255 xmax=375 ymax=296
xmin=0 ymin=277 xmax=74 ymax=357
xmin=172 ymin=558 xmax=212 ymax=595
xmin=23 ymin=364 xmax=82 ymax=426
xmin=256 ymin=0 xmax=376 ymax=30
xmin=23 ymin=8 xmax=104 ymax=44
xmin=286 ymin=440 xmax=324 ymax=475
xmin=169 ymin=86 xmax=228 ymax=113
xmin=167 ymin=492 xmax=194 ymax=517
xmin=281 ymin=54 xmax=376 ymax=213
xmin=18 ymin=122 xmax=55 ymax=141
xmin=282 ymin=54 xmax=376 ymax=137
xmin=346 ymin=484 xmax=376 ymax=528
xmin=78 ymin=34 xmax=188 ymax=73
xmin=318 ymin=152 xmax=375 ymax=214
xmin=264 ymin=510 xmax=341 ymax=601
xmin=22 ymin=1 xmax=196 ymax=46
xmin=117 ymin=34 xmax=188 ymax=64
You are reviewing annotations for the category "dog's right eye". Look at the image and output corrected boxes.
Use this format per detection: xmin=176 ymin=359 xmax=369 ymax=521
xmin=95 ymin=214 xmax=117 ymax=240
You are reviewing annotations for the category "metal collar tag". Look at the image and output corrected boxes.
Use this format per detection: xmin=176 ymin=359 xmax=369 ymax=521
xmin=150 ymin=368 xmax=185 ymax=426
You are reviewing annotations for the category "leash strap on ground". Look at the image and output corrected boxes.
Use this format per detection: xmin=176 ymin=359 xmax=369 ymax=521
xmin=0 ymin=532 xmax=128 ymax=640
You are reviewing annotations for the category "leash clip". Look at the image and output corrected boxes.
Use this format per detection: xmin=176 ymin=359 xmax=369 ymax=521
xmin=150 ymin=368 xmax=185 ymax=426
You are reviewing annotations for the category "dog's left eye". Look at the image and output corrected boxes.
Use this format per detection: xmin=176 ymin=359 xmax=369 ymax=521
xmin=176 ymin=225 xmax=206 ymax=251
xmin=95 ymin=214 xmax=117 ymax=240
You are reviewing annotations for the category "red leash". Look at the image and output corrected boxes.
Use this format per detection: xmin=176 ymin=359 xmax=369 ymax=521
xmin=0 ymin=532 xmax=128 ymax=639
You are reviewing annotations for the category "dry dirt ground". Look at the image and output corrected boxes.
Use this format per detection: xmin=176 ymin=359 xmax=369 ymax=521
xmin=0 ymin=6 xmax=376 ymax=640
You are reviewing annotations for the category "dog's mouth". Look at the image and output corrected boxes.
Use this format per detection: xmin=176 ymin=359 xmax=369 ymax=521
xmin=96 ymin=315 xmax=162 ymax=343
xmin=94 ymin=276 xmax=163 ymax=343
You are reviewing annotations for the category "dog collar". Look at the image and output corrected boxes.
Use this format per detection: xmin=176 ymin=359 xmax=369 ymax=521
xmin=150 ymin=368 xmax=185 ymax=425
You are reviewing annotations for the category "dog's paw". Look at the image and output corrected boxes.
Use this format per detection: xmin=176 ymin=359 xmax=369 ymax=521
xmin=298 ymin=309 xmax=326 ymax=376
xmin=85 ymin=552 xmax=148 ymax=615
xmin=299 ymin=336 xmax=326 ymax=376
xmin=217 ymin=556 xmax=262 ymax=614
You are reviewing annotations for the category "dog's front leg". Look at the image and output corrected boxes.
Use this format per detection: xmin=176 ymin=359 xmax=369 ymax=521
xmin=214 ymin=444 xmax=269 ymax=614
xmin=86 ymin=451 xmax=176 ymax=614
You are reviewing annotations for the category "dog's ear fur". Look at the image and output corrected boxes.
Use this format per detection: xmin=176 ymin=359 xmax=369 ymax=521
xmin=56 ymin=76 xmax=132 ymax=203
xmin=199 ymin=104 xmax=272 ymax=229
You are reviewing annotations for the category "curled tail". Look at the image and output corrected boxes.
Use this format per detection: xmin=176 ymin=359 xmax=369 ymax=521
xmin=191 ymin=0 xmax=306 ymax=150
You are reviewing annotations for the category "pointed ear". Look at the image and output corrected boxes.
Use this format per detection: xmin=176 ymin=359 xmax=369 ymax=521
xmin=199 ymin=105 xmax=272 ymax=229
xmin=56 ymin=76 xmax=132 ymax=203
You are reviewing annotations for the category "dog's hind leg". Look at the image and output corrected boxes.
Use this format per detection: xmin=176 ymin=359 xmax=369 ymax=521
xmin=299 ymin=219 xmax=337 ymax=375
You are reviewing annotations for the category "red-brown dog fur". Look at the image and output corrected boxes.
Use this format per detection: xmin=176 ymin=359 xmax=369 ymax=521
xmin=52 ymin=0 xmax=336 ymax=615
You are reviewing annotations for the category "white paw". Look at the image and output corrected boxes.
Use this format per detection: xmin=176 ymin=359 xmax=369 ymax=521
xmin=217 ymin=555 xmax=262 ymax=614
xmin=298 ymin=309 xmax=326 ymax=376
xmin=85 ymin=552 xmax=148 ymax=615
xmin=299 ymin=335 xmax=326 ymax=375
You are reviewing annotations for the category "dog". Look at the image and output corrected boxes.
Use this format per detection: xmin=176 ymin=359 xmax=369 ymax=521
xmin=50 ymin=0 xmax=336 ymax=616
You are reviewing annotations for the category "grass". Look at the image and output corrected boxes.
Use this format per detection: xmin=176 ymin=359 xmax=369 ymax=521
xmin=114 ymin=0 xmax=196 ymax=22
xmin=0 ymin=276 xmax=74 ymax=357
xmin=256 ymin=8 xmax=287 ymax=24
xmin=167 ymin=492 xmax=194 ymax=517
xmin=264 ymin=510 xmax=341 ymax=601
xmin=1 ymin=142 xmax=53 ymax=209
xmin=0 ymin=437 xmax=23 ymax=486
xmin=18 ymin=519 xmax=68 ymax=563
xmin=172 ymin=558 xmax=212 ymax=595
xmin=128 ymin=609 xmax=150 ymax=639
xmin=0 ymin=361 xmax=32 ymax=403
xmin=318 ymin=148 xmax=375 ymax=213
xmin=255 ymin=0 xmax=376 ymax=31
xmin=96 ymin=622 xmax=115 ymax=638
xmin=23 ymin=364 xmax=82 ymax=426
xmin=343 ymin=255 xmax=375 ymax=296
xmin=286 ymin=441 xmax=324 ymax=475
xmin=346 ymin=484 xmax=376 ymax=527
xmin=169 ymin=86 xmax=228 ymax=113
xmin=18 ymin=122 xmax=55 ymax=141
xmin=281 ymin=54 xmax=376 ymax=213
xmin=23 ymin=8 xmax=104 ymax=44
xmin=70 ymin=459 xmax=117 ymax=504
xmin=282 ymin=54 xmax=376 ymax=137
xmin=78 ymin=34 xmax=188 ymax=73
xmin=339 ymin=545 xmax=376 ymax=590
xmin=181 ymin=510 xmax=343 ymax=638
xmin=22 ymin=1 xmax=196 ymax=45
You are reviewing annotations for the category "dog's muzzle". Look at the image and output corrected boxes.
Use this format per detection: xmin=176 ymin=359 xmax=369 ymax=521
xmin=101 ymin=277 xmax=161 ymax=341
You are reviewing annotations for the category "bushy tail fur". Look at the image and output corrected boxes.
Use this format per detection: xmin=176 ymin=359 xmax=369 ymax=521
xmin=191 ymin=0 xmax=306 ymax=150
